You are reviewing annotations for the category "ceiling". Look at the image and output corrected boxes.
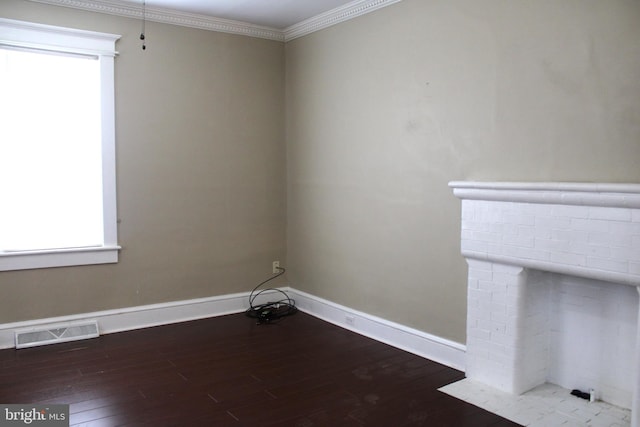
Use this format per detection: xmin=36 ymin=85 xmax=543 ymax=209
xmin=34 ymin=0 xmax=400 ymax=41
xmin=137 ymin=0 xmax=356 ymax=29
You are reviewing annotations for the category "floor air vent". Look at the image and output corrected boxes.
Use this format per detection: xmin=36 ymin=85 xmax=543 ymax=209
xmin=15 ymin=320 xmax=99 ymax=349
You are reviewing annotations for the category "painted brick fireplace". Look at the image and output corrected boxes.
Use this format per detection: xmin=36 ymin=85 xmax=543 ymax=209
xmin=450 ymin=182 xmax=640 ymax=426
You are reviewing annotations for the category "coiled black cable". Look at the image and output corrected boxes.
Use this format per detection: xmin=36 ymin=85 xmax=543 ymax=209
xmin=245 ymin=267 xmax=297 ymax=324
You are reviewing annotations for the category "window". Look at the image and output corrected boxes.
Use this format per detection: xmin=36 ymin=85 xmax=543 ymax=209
xmin=0 ymin=18 xmax=121 ymax=271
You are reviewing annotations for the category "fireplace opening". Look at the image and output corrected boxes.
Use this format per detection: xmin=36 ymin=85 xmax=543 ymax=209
xmin=533 ymin=271 xmax=638 ymax=409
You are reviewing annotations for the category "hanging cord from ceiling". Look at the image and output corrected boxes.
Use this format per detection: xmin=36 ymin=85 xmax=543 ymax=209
xmin=140 ymin=0 xmax=146 ymax=50
xmin=245 ymin=266 xmax=297 ymax=324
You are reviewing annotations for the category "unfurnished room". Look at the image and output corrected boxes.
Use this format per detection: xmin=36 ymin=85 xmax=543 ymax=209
xmin=0 ymin=0 xmax=639 ymax=425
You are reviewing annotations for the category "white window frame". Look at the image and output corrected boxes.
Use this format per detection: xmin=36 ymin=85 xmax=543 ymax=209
xmin=0 ymin=18 xmax=121 ymax=271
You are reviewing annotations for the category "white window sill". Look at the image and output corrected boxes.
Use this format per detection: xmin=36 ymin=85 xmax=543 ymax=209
xmin=0 ymin=246 xmax=121 ymax=271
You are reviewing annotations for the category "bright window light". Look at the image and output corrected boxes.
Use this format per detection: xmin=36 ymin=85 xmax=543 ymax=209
xmin=0 ymin=18 xmax=121 ymax=271
xmin=0 ymin=48 xmax=103 ymax=251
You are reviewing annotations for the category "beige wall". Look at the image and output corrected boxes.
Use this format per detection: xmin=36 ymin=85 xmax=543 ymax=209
xmin=0 ymin=1 xmax=286 ymax=322
xmin=285 ymin=0 xmax=640 ymax=342
xmin=2 ymin=0 xmax=640 ymax=345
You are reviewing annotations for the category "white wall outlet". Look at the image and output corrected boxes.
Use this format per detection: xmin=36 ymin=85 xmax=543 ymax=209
xmin=345 ymin=315 xmax=355 ymax=326
xmin=272 ymin=261 xmax=280 ymax=274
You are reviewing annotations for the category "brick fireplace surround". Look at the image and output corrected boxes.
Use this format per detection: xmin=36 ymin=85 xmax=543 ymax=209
xmin=449 ymin=182 xmax=640 ymax=426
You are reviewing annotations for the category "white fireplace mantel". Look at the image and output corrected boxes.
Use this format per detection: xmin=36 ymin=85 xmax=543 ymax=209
xmin=450 ymin=181 xmax=640 ymax=426
xmin=450 ymin=181 xmax=640 ymax=287
xmin=450 ymin=181 xmax=640 ymax=208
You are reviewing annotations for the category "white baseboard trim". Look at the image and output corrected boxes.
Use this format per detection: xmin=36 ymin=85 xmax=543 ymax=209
xmin=0 ymin=291 xmax=252 ymax=349
xmin=0 ymin=287 xmax=466 ymax=372
xmin=288 ymin=288 xmax=466 ymax=371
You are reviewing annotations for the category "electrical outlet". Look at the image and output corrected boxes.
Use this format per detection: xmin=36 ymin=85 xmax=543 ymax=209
xmin=345 ymin=315 xmax=355 ymax=326
xmin=272 ymin=261 xmax=280 ymax=274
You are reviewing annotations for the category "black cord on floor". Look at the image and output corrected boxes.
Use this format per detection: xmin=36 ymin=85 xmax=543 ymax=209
xmin=245 ymin=267 xmax=297 ymax=324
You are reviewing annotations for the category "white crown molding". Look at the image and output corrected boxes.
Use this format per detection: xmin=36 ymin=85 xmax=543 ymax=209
xmin=26 ymin=0 xmax=285 ymax=41
xmin=26 ymin=0 xmax=403 ymax=42
xmin=284 ymin=0 xmax=403 ymax=42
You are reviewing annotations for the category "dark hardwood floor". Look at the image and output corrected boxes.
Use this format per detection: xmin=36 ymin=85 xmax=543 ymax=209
xmin=0 ymin=312 xmax=519 ymax=426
